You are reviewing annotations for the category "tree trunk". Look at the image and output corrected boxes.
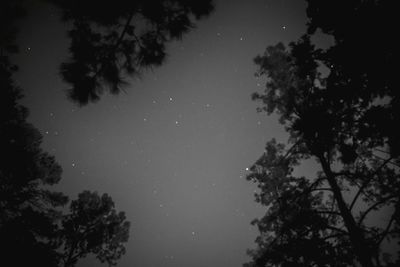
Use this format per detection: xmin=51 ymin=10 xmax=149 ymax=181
xmin=319 ymin=155 xmax=374 ymax=267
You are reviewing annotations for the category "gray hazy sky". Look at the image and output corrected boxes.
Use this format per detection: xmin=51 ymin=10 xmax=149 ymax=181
xmin=15 ymin=0 xmax=308 ymax=266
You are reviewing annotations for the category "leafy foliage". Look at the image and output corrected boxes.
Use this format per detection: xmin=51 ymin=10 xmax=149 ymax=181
xmin=0 ymin=48 xmax=68 ymax=266
xmin=0 ymin=56 xmax=130 ymax=266
xmin=246 ymin=1 xmax=399 ymax=266
xmin=49 ymin=0 xmax=214 ymax=105
xmin=1 ymin=0 xmax=215 ymax=264
xmin=1 ymin=2 xmax=131 ymax=266
xmin=61 ymin=191 xmax=130 ymax=267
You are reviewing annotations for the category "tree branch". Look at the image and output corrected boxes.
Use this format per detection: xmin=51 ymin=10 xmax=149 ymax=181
xmin=358 ymin=195 xmax=397 ymax=226
xmin=325 ymin=225 xmax=348 ymax=235
xmin=372 ymin=154 xmax=400 ymax=168
xmin=281 ymin=139 xmax=303 ymax=162
xmin=376 ymin=212 xmax=396 ymax=248
xmin=318 ymin=153 xmax=375 ymax=267
xmin=347 ymin=156 xmax=394 ymax=211
xmin=90 ymin=11 xmax=136 ymax=82
xmin=113 ymin=12 xmax=135 ymax=51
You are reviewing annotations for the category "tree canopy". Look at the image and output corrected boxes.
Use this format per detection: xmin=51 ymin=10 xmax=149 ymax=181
xmin=1 ymin=0 xmax=216 ymax=263
xmin=0 ymin=61 xmax=130 ymax=266
xmin=61 ymin=191 xmax=130 ymax=267
xmin=1 ymin=0 xmax=214 ymax=264
xmin=50 ymin=0 xmax=214 ymax=105
xmin=2 ymin=0 xmax=214 ymax=105
xmin=245 ymin=0 xmax=399 ymax=266
xmin=0 ymin=43 xmax=68 ymax=266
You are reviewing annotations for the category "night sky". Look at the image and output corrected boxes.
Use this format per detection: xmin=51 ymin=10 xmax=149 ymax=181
xmin=14 ymin=0 xmax=310 ymax=266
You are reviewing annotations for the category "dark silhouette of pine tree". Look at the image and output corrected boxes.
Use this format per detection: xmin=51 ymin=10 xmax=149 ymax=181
xmin=50 ymin=0 xmax=214 ymax=105
xmin=0 ymin=45 xmax=68 ymax=267
xmin=1 ymin=0 xmax=214 ymax=265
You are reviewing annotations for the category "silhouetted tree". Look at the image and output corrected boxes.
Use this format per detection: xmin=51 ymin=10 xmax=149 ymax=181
xmin=2 ymin=0 xmax=213 ymax=106
xmin=0 ymin=45 xmax=68 ymax=267
xmin=246 ymin=1 xmax=399 ymax=266
xmin=60 ymin=191 xmax=130 ymax=267
xmin=1 ymin=2 xmax=130 ymax=266
xmin=0 ymin=77 xmax=130 ymax=266
xmin=47 ymin=0 xmax=214 ymax=105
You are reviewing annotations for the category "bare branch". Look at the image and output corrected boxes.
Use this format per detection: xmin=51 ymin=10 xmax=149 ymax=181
xmin=376 ymin=211 xmax=396 ymax=248
xmin=349 ymin=156 xmax=394 ymax=211
xmin=372 ymin=154 xmax=400 ymax=168
xmin=358 ymin=195 xmax=398 ymax=226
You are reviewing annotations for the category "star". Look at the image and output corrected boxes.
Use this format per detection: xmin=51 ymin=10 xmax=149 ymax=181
xmin=282 ymin=26 xmax=286 ymax=30
xmin=71 ymin=163 xmax=76 ymax=167
xmin=245 ymin=167 xmax=249 ymax=171
xmin=169 ymin=97 xmax=173 ymax=101
xmin=239 ymin=37 xmax=244 ymax=41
